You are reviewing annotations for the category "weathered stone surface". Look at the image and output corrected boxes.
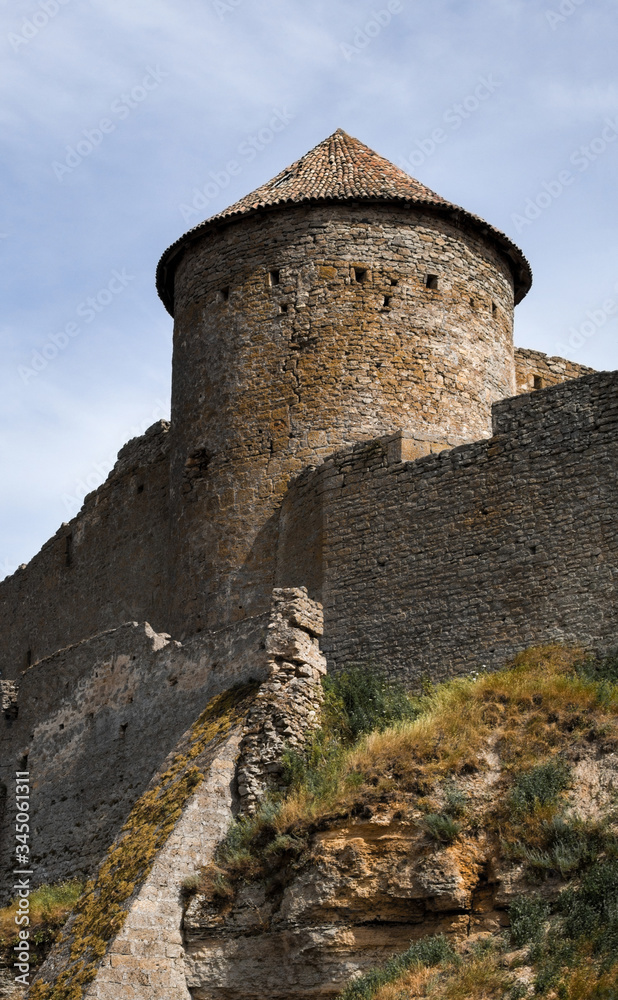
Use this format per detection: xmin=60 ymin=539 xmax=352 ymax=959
xmin=82 ymin=731 xmax=243 ymax=1000
xmin=0 ymin=616 xmax=270 ymax=902
xmin=514 ymin=346 xmax=594 ymax=394
xmin=276 ymin=371 xmax=618 ymax=681
xmin=237 ymin=588 xmax=326 ymax=813
xmin=169 ymin=200 xmax=519 ymax=633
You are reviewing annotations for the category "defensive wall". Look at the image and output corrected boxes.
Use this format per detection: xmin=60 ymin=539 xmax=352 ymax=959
xmin=276 ymin=370 xmax=618 ymax=681
xmin=0 ymin=421 xmax=171 ymax=678
xmin=0 ymin=612 xmax=270 ymax=902
xmin=0 ymin=349 xmax=592 ymax=683
xmin=514 ymin=346 xmax=595 ymax=394
xmin=2 ymin=368 xmax=613 ymax=903
xmin=0 ymin=586 xmax=325 ymax=934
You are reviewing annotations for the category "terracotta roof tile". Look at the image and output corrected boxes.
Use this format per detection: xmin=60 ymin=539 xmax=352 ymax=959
xmin=211 ymin=128 xmax=448 ymax=216
xmin=157 ymin=129 xmax=532 ymax=313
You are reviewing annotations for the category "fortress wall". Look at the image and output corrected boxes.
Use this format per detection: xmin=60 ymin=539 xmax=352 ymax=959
xmin=0 ymin=422 xmax=171 ymax=678
xmin=279 ymin=371 xmax=618 ymax=681
xmin=514 ymin=347 xmax=594 ymax=394
xmin=0 ymin=614 xmax=270 ymax=904
xmin=169 ymin=201 xmax=517 ymax=633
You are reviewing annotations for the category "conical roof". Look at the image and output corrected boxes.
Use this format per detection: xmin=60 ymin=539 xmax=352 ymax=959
xmin=157 ymin=129 xmax=531 ymax=313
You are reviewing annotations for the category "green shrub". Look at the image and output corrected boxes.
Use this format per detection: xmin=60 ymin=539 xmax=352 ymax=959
xmin=509 ymin=894 xmax=550 ymax=947
xmin=509 ymin=759 xmax=571 ymax=813
xmin=558 ymin=859 xmax=618 ymax=958
xmin=325 ymin=665 xmax=419 ymax=742
xmin=337 ymin=935 xmax=455 ymax=1000
xmin=281 ymin=665 xmax=418 ymax=800
xmin=424 ymin=813 xmax=462 ymax=844
xmin=179 ymin=874 xmax=200 ymax=898
xmin=443 ymin=781 xmax=468 ymax=818
xmin=577 ymin=650 xmax=618 ymax=685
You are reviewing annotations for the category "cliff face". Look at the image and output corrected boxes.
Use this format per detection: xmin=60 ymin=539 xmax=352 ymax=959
xmin=183 ymin=648 xmax=618 ymax=1000
xmin=184 ymin=753 xmax=618 ymax=1000
xmin=184 ymin=816 xmax=495 ymax=999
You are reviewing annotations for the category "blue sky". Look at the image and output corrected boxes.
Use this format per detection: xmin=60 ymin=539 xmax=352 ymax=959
xmin=1 ymin=0 xmax=617 ymax=579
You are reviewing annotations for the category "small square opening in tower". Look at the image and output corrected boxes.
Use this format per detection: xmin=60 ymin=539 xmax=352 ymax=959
xmin=218 ymin=287 xmax=230 ymax=303
xmin=390 ymin=278 xmax=399 ymax=286
xmin=382 ymin=295 xmax=392 ymax=308
xmin=533 ymin=375 xmax=545 ymax=390
xmin=279 ymin=303 xmax=288 ymax=314
xmin=353 ymin=267 xmax=368 ymax=283
xmin=269 ymin=269 xmax=280 ymax=286
xmin=425 ymin=274 xmax=439 ymax=290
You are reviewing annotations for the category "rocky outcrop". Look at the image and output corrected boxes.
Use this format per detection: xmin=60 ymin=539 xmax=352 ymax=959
xmin=183 ymin=745 xmax=618 ymax=1000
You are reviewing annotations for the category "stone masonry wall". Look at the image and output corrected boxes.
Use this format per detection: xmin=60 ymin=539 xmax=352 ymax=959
xmin=0 ymin=422 xmax=172 ymax=679
xmin=80 ymin=729 xmax=244 ymax=1000
xmin=168 ymin=201 xmax=517 ymax=636
xmin=0 ymin=613 xmax=270 ymax=904
xmin=236 ymin=588 xmax=326 ymax=813
xmin=26 ymin=590 xmax=326 ymax=999
xmin=514 ymin=347 xmax=594 ymax=394
xmin=276 ymin=371 xmax=618 ymax=682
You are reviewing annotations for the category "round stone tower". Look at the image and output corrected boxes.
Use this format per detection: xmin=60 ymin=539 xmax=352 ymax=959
xmin=156 ymin=129 xmax=532 ymax=636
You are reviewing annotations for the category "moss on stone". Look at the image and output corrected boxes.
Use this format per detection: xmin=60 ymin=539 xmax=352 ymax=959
xmin=29 ymin=682 xmax=258 ymax=1000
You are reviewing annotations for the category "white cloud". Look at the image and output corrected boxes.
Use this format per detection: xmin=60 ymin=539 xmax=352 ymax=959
xmin=1 ymin=0 xmax=617 ymax=575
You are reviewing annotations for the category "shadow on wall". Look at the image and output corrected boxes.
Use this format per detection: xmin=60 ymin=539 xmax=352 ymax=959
xmin=275 ymin=468 xmax=324 ymax=603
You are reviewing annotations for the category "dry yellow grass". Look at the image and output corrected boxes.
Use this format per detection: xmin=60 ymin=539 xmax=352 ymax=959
xmin=371 ymin=950 xmax=512 ymax=1000
xmin=0 ymin=881 xmax=83 ymax=972
xmin=275 ymin=645 xmax=617 ymax=831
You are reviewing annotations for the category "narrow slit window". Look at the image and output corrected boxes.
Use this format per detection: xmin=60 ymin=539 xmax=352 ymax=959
xmin=353 ymin=267 xmax=368 ymax=283
xmin=491 ymin=301 xmax=498 ymax=316
xmin=425 ymin=274 xmax=439 ymax=290
xmin=269 ymin=269 xmax=280 ymax=286
xmin=382 ymin=295 xmax=392 ymax=308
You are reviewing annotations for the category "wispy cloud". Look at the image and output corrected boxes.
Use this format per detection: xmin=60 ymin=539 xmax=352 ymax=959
xmin=1 ymin=0 xmax=617 ymax=576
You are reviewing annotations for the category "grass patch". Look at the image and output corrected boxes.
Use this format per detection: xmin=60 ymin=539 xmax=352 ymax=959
xmin=509 ymin=759 xmax=572 ymax=813
xmin=509 ymin=893 xmax=550 ymax=947
xmin=345 ymin=938 xmax=516 ymax=1000
xmin=338 ymin=935 xmax=455 ymax=1000
xmin=423 ymin=814 xmax=462 ymax=844
xmin=0 ymin=882 xmax=83 ymax=971
xmin=506 ymin=858 xmax=618 ymax=996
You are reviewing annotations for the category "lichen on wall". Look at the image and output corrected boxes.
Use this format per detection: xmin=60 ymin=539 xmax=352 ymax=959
xmin=28 ymin=683 xmax=258 ymax=1000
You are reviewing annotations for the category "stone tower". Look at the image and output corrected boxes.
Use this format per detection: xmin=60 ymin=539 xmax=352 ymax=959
xmin=156 ymin=129 xmax=532 ymax=636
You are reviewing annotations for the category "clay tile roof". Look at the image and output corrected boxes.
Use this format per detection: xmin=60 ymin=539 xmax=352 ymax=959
xmin=210 ymin=128 xmax=449 ymax=216
xmin=157 ymin=129 xmax=532 ymax=314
